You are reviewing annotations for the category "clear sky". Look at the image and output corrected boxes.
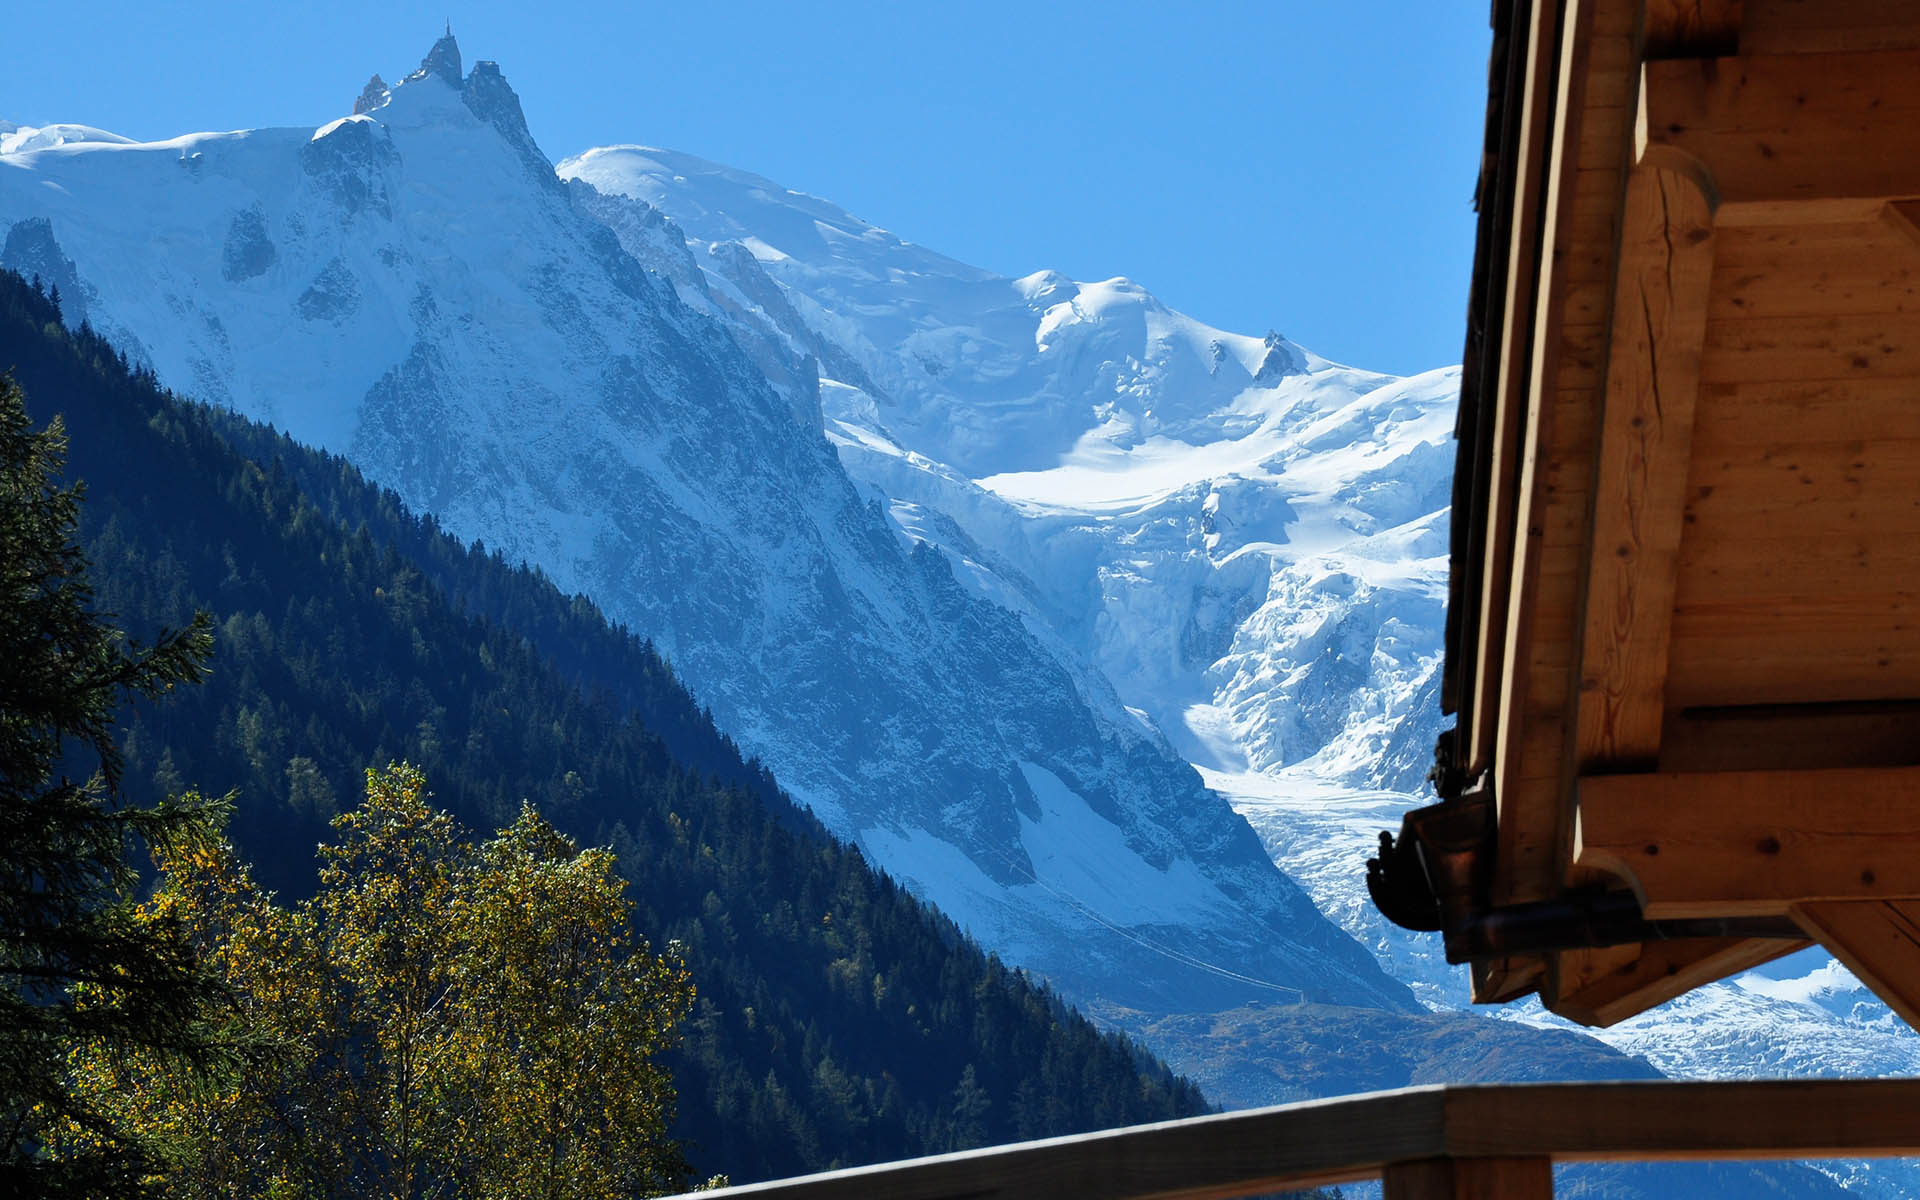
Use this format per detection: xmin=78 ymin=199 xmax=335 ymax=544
xmin=5 ymin=2 xmax=1490 ymax=376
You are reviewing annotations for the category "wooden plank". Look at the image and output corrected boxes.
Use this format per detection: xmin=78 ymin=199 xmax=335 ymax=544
xmin=1640 ymin=51 xmax=1920 ymax=208
xmin=1743 ymin=0 xmax=1920 ymax=55
xmin=1682 ymin=486 xmax=1920 ymax=535
xmin=1491 ymin=0 xmax=1614 ymax=910
xmin=1383 ymin=1156 xmax=1553 ymax=1200
xmin=678 ymin=1087 xmax=1446 ymax=1200
xmin=1442 ymin=1079 xmax=1920 ymax=1159
xmin=1574 ymin=766 xmax=1920 ymax=917
xmin=679 ymin=1079 xmax=1920 ymax=1199
xmin=1665 ymin=623 xmax=1920 ymax=708
xmin=1699 ymin=314 xmax=1920 ymax=383
xmin=1711 ymin=219 xmax=1896 ymax=260
xmin=1466 ymin=0 xmax=1576 ymax=776
xmin=1547 ymin=937 xmax=1806 ymax=1026
xmin=1681 ymin=439 xmax=1920 ymax=518
xmin=1691 ymin=379 xmax=1920 ymax=447
xmin=1793 ymin=899 xmax=1920 ymax=1028
xmin=1661 ymin=701 xmax=1920 ymax=772
xmin=1714 ymin=197 xmax=1896 ymax=228
xmin=1675 ymin=529 xmax=1920 ymax=596
xmin=1574 ymin=166 xmax=1717 ymax=770
xmin=1710 ymin=243 xmax=1920 ymax=321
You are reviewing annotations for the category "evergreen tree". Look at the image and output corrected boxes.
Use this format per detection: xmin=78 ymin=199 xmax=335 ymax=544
xmin=0 ymin=375 xmax=229 ymax=1197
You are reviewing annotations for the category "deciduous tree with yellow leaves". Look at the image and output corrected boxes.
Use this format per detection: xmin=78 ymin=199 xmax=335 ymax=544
xmin=73 ymin=764 xmax=697 ymax=1199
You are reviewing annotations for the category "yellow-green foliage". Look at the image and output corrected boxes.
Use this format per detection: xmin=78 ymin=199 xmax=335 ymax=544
xmin=70 ymin=764 xmax=694 ymax=1199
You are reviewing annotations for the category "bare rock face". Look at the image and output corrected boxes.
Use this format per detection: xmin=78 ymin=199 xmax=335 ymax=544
xmin=352 ymin=73 xmax=389 ymax=116
xmin=411 ymin=32 xmax=462 ymax=86
xmin=1 ymin=216 xmax=87 ymax=322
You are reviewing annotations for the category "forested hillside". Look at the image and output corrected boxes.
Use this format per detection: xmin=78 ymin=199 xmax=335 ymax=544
xmin=0 ymin=269 xmax=1209 ymax=1183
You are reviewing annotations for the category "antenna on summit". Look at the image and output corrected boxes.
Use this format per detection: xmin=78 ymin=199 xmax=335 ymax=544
xmin=445 ymin=19 xmax=452 ymax=36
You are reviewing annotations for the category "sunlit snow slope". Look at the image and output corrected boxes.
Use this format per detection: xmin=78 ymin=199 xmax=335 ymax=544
xmin=0 ymin=39 xmax=1417 ymax=1026
xmin=566 ymin=144 xmax=1920 ymax=1197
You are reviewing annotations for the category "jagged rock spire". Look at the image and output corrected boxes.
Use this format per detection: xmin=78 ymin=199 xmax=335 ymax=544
xmin=1253 ymin=330 xmax=1303 ymax=384
xmin=413 ymin=30 xmax=463 ymax=85
xmin=352 ymin=74 xmax=391 ymax=116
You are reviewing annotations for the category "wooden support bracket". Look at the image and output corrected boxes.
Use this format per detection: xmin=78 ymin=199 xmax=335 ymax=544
xmin=1573 ymin=163 xmax=1716 ymax=772
xmin=1548 ymin=936 xmax=1806 ymax=1027
xmin=1793 ymin=900 xmax=1920 ymax=1029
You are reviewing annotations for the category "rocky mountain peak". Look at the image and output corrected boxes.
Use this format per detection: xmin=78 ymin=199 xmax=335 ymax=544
xmin=1253 ymin=329 xmax=1304 ymax=383
xmin=411 ymin=30 xmax=463 ymax=86
xmin=352 ymin=74 xmax=391 ymax=116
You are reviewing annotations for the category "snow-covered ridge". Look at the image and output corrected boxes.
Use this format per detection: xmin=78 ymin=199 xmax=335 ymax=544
xmin=12 ymin=38 xmax=1918 ymax=1194
xmin=562 ymin=143 xmax=1454 ymax=796
xmin=569 ymin=140 xmax=1920 ymax=1198
xmin=0 ymin=36 xmax=1412 ymax=1029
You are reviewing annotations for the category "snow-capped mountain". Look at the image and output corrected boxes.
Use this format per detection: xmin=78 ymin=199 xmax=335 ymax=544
xmin=562 ymin=146 xmax=1455 ymax=797
xmin=10 ymin=36 xmax=1916 ymax=1194
xmin=0 ymin=37 xmax=1412 ymax=1026
xmin=562 ymin=144 xmax=1920 ymax=1195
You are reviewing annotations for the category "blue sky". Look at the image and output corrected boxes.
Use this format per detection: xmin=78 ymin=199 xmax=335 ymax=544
xmin=7 ymin=2 xmax=1488 ymax=375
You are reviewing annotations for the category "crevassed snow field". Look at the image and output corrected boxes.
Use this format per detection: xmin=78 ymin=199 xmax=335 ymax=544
xmin=567 ymin=141 xmax=1920 ymax=1197
xmin=9 ymin=46 xmax=1920 ymax=1196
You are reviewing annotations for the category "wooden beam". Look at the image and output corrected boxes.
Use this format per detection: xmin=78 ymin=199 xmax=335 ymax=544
xmin=1574 ymin=165 xmax=1716 ymax=770
xmin=1383 ymin=1156 xmax=1554 ymax=1200
xmin=1644 ymin=0 xmax=1745 ymax=59
xmin=1574 ymin=766 xmax=1920 ymax=916
xmin=1793 ymin=899 xmax=1920 ymax=1027
xmin=1464 ymin=0 xmax=1570 ymax=778
xmin=1547 ymin=936 xmax=1807 ymax=1026
xmin=1743 ymin=0 xmax=1920 ymax=56
xmin=676 ymin=1079 xmax=1920 ymax=1200
xmin=1640 ymin=50 xmax=1920 ymax=216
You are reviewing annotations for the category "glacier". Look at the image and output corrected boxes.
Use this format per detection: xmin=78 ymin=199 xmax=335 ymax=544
xmin=561 ymin=142 xmax=1920 ymax=1196
xmin=6 ymin=33 xmax=1917 ymax=1195
xmin=0 ymin=37 xmax=1410 ymax=1031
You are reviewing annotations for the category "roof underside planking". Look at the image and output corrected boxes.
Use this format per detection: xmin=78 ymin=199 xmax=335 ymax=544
xmin=1419 ymin=0 xmax=1920 ymax=1028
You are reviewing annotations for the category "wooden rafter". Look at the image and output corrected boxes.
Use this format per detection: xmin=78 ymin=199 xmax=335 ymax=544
xmin=1574 ymin=766 xmax=1920 ymax=916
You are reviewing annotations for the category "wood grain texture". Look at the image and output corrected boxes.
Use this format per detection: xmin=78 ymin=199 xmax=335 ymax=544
xmin=1574 ymin=166 xmax=1717 ymax=770
xmin=1383 ymin=1156 xmax=1553 ymax=1200
xmin=1793 ymin=899 xmax=1920 ymax=1027
xmin=1742 ymin=0 xmax=1920 ymax=55
xmin=1466 ymin=0 xmax=1568 ymax=776
xmin=678 ymin=1079 xmax=1920 ymax=1200
xmin=1548 ymin=936 xmax=1805 ymax=1026
xmin=1491 ymin=0 xmax=1638 ymax=924
xmin=1574 ymin=766 xmax=1920 ymax=916
xmin=1641 ymin=51 xmax=1920 ymax=207
xmin=1692 ymin=378 xmax=1920 ymax=447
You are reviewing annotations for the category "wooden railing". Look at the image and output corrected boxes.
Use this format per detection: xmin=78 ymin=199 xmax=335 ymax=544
xmin=670 ymin=1078 xmax=1920 ymax=1199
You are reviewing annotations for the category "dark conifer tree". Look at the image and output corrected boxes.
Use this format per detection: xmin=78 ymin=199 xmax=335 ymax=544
xmin=0 ymin=376 xmax=230 ymax=1197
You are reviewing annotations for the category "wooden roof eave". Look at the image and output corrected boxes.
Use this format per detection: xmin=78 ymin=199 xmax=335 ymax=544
xmin=1379 ymin=0 xmax=1835 ymax=1027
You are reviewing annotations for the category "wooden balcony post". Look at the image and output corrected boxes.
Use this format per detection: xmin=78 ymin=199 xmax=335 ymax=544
xmin=1382 ymin=1156 xmax=1555 ymax=1200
